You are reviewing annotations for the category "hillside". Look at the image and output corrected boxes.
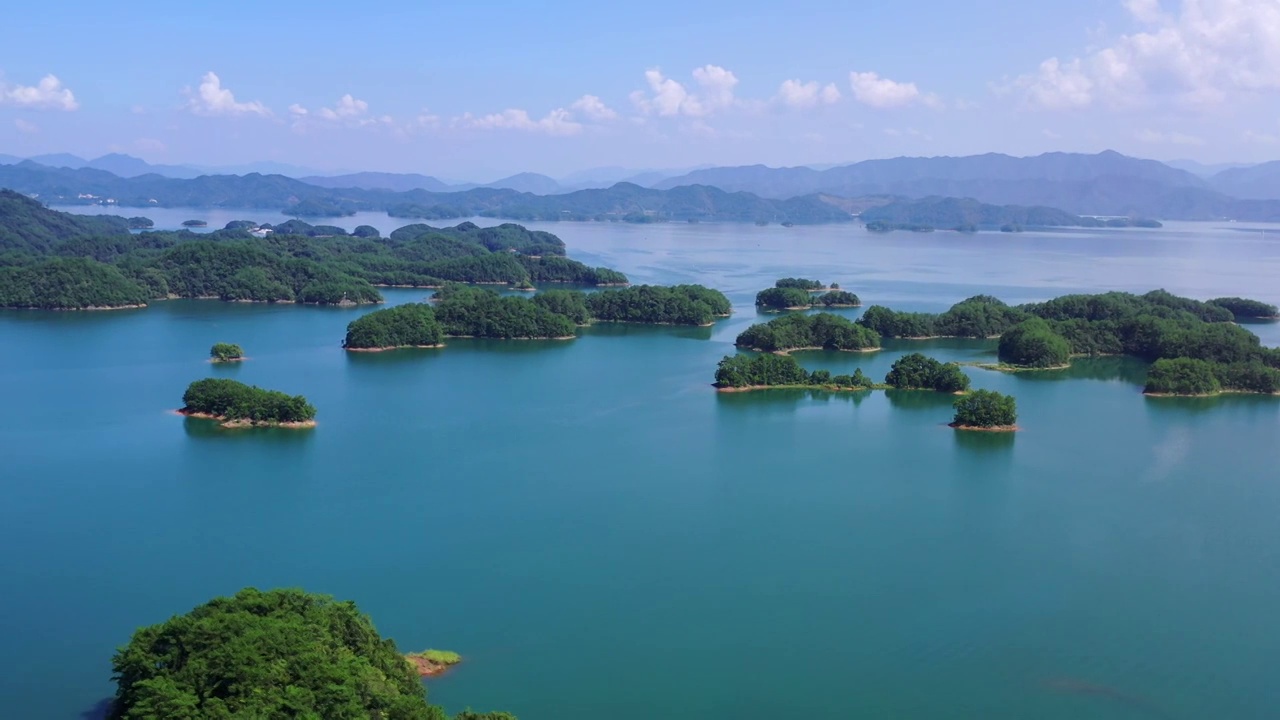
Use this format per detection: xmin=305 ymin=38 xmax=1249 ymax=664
xmin=1211 ymin=161 xmax=1280 ymax=200
xmin=300 ymin=171 xmax=456 ymax=193
xmin=858 ymin=197 xmax=1160 ymax=229
xmin=0 ymin=189 xmax=137 ymax=253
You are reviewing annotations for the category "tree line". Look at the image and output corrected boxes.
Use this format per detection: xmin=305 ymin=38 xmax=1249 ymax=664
xmin=181 ymin=378 xmax=316 ymax=424
xmin=736 ymin=313 xmax=880 ymax=352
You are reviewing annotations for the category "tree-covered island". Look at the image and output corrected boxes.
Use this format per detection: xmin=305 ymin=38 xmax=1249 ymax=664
xmin=0 ymin=191 xmax=629 ymax=310
xmin=714 ymin=353 xmax=876 ymax=391
xmin=1209 ymin=297 xmax=1279 ymax=320
xmin=735 ymin=312 xmax=880 ymax=353
xmin=209 ymin=342 xmax=245 ymax=362
xmin=345 ymin=283 xmax=732 ymax=350
xmin=109 ymin=587 xmax=512 ymax=720
xmin=951 ymin=389 xmax=1018 ymax=431
xmin=179 ymin=378 xmax=316 ymax=428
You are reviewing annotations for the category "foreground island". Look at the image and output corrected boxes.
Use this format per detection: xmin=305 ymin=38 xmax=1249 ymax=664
xmin=951 ymin=389 xmax=1019 ymax=431
xmin=180 ymin=378 xmax=316 ymax=428
xmin=209 ymin=342 xmax=245 ymax=362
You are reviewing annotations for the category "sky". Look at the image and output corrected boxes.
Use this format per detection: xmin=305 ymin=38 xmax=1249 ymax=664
xmin=2 ymin=0 xmax=1280 ymax=180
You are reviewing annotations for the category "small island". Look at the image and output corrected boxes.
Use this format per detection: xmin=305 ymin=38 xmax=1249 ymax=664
xmin=951 ymin=389 xmax=1018 ymax=431
xmin=181 ymin=219 xmax=208 ymax=228
xmin=405 ymin=649 xmax=462 ymax=677
xmin=209 ymin=342 xmax=245 ymax=363
xmin=1143 ymin=357 xmax=1280 ymax=396
xmin=585 ymin=284 xmax=731 ymax=326
xmin=126 ymin=216 xmax=153 ymax=229
xmin=179 ymin=378 xmax=316 ymax=428
xmin=755 ymin=286 xmax=814 ymax=311
xmin=755 ymin=280 xmax=862 ymax=311
xmin=735 ymin=312 xmax=880 ymax=353
xmin=884 ymin=353 xmax=971 ymax=393
xmin=1209 ymin=297 xmax=1279 ymax=320
xmin=344 ymin=303 xmax=445 ymax=350
xmin=714 ymin=353 xmax=876 ymax=391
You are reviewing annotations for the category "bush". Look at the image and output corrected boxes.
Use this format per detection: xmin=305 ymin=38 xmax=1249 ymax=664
xmin=952 ymin=389 xmax=1017 ymax=428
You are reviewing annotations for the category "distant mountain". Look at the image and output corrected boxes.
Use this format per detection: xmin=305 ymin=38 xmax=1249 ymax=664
xmin=653 ymin=151 xmax=1224 ymax=217
xmin=484 ymin=172 xmax=562 ymax=194
xmin=858 ymin=196 xmax=1158 ymax=229
xmin=1166 ymin=159 xmax=1256 ymax=177
xmin=1211 ymin=161 xmax=1280 ymax=200
xmin=26 ymin=153 xmax=88 ymax=169
xmin=0 ymin=154 xmax=23 ymax=165
xmin=0 ymin=164 xmax=851 ymax=223
xmin=85 ymin=153 xmax=203 ymax=179
xmin=300 ymin=172 xmax=455 ymax=193
xmin=194 ymin=161 xmax=333 ymax=177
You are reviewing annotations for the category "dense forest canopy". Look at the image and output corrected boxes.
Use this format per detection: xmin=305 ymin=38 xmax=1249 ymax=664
xmin=210 ymin=343 xmax=244 ymax=361
xmin=432 ymin=286 xmax=578 ymax=339
xmin=860 ymin=196 xmax=1162 ymax=230
xmin=344 ymin=304 xmax=444 ymax=349
xmin=756 ymin=286 xmax=813 ymax=310
xmin=1208 ymin=296 xmax=1279 ymax=319
xmin=857 ymin=296 xmax=1027 ymax=339
xmin=952 ymin=390 xmax=1018 ymax=428
xmin=997 ymin=318 xmax=1071 ymax=368
xmin=585 ymin=284 xmax=732 ymax=325
xmin=774 ymin=278 xmax=826 ymax=290
xmin=0 ymin=193 xmax=629 ymax=309
xmin=181 ymin=378 xmax=316 ymax=424
xmin=109 ymin=587 xmax=510 ymax=720
xmin=736 ymin=313 xmax=881 ymax=352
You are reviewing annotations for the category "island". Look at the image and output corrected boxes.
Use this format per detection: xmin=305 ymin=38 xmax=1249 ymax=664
xmin=344 ymin=303 xmax=445 ymax=350
xmin=714 ymin=353 xmax=875 ymax=391
xmin=109 ymin=588 xmax=510 ymax=720
xmin=860 ymin=197 xmax=1163 ymax=231
xmin=775 ymin=278 xmax=828 ymax=291
xmin=179 ymin=378 xmax=316 ymax=428
xmin=405 ymin=649 xmax=462 ymax=677
xmin=125 ymin=216 xmax=153 ymax=229
xmin=1144 ymin=357 xmax=1280 ymax=396
xmin=1209 ymin=297 xmax=1279 ymax=320
xmin=815 ymin=290 xmax=861 ymax=307
xmin=0 ymin=192 xmax=631 ymax=309
xmin=884 ymin=353 xmax=971 ymax=392
xmin=181 ymin=219 xmax=208 ymax=227
xmin=584 ymin=284 xmax=731 ymax=326
xmin=755 ymin=281 xmax=862 ymax=311
xmin=209 ymin=342 xmax=245 ymax=362
xmin=755 ymin=286 xmax=814 ymax=311
xmin=735 ymin=313 xmax=880 ymax=353
xmin=433 ymin=286 xmax=577 ymax=339
xmin=856 ymin=296 xmax=1026 ymax=339
xmin=951 ymin=389 xmax=1019 ymax=431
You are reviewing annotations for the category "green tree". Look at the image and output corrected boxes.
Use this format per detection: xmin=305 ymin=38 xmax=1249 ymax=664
xmin=884 ymin=353 xmax=971 ymax=392
xmin=755 ymin=286 xmax=813 ymax=310
xmin=998 ymin=318 xmax=1071 ymax=368
xmin=209 ymin=343 xmax=244 ymax=362
xmin=1143 ymin=358 xmax=1222 ymax=395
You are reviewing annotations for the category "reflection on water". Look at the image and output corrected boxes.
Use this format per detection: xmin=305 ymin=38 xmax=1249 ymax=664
xmin=1009 ymin=356 xmax=1151 ymax=387
xmin=580 ymin=322 xmax=716 ymax=342
xmin=714 ymin=387 xmax=871 ymax=412
xmin=181 ymin=416 xmax=317 ymax=447
xmin=953 ymin=427 xmax=1017 ymax=452
xmin=884 ymin=389 xmax=959 ymax=413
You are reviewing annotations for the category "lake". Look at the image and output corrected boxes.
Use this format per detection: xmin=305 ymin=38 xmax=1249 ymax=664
xmin=2 ymin=214 xmax=1279 ymax=719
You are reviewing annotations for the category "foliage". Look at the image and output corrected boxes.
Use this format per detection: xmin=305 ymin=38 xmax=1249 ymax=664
xmin=530 ymin=289 xmax=591 ymax=325
xmin=713 ymin=353 xmax=874 ymax=389
xmin=997 ymin=318 xmax=1072 ymax=367
xmin=1209 ymin=296 xmax=1278 ymax=319
xmin=1143 ymin=358 xmax=1222 ymax=395
xmin=775 ymin=278 xmax=825 ymax=290
xmin=353 ymin=224 xmax=381 ymax=238
xmin=934 ymin=295 xmax=1028 ymax=338
xmin=210 ymin=343 xmax=244 ymax=361
xmin=0 ymin=257 xmax=150 ymax=309
xmin=756 ymin=286 xmax=813 ymax=310
xmin=857 ymin=305 xmax=937 ymax=338
xmin=586 ymin=285 xmax=731 ymax=325
xmin=0 ymin=189 xmax=133 ymax=254
xmin=434 ymin=286 xmax=577 ymax=339
xmin=884 ymin=353 xmax=971 ymax=392
xmin=109 ymin=588 xmax=440 ymax=720
xmin=815 ymin=290 xmax=860 ymax=307
xmin=736 ymin=312 xmax=880 ymax=352
xmin=181 ymin=378 xmax=315 ymax=423
xmin=860 ymin=196 xmax=1162 ymax=229
xmin=408 ymin=650 xmax=462 ymax=666
xmin=126 ymin=217 xmax=153 ymax=229
xmin=345 ymin=304 xmax=444 ymax=349
xmin=952 ymin=389 xmax=1017 ymax=428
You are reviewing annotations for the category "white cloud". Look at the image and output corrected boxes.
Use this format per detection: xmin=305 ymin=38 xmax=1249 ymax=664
xmin=849 ymin=71 xmax=939 ymax=108
xmin=288 ymin=103 xmax=308 ymax=116
xmin=776 ymin=79 xmax=841 ymax=109
xmin=1 ymin=74 xmax=78 ymax=111
xmin=1043 ymin=128 xmax=1064 ymax=139
xmin=460 ymin=108 xmax=583 ymax=136
xmin=1013 ymin=0 xmax=1280 ymax=109
xmin=186 ymin=72 xmax=270 ymax=117
xmin=1135 ymin=128 xmax=1204 ymax=145
xmin=1244 ymin=129 xmax=1279 ymax=144
xmin=319 ymin=94 xmax=368 ymax=120
xmin=14 ymin=118 xmax=39 ymax=134
xmin=570 ymin=94 xmax=618 ymax=121
xmin=631 ymin=65 xmax=739 ymax=117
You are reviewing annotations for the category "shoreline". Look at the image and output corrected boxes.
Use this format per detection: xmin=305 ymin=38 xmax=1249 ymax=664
xmin=175 ymin=409 xmax=316 ymax=429
xmin=2 ymin=303 xmax=149 ymax=312
xmin=1144 ymin=390 xmax=1280 ymax=398
xmin=949 ymin=423 xmax=1019 ymax=432
xmin=736 ymin=345 xmax=880 ymax=356
xmin=964 ymin=361 xmax=1071 ymax=373
xmin=209 ymin=357 xmax=247 ymax=363
xmin=715 ymin=383 xmax=884 ymax=393
xmin=345 ymin=344 xmax=446 ymax=352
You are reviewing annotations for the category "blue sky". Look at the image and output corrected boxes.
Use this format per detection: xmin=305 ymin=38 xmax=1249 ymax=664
xmin=2 ymin=0 xmax=1278 ymax=180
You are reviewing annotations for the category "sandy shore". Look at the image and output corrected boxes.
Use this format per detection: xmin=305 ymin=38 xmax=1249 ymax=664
xmin=344 ymin=344 xmax=445 ymax=352
xmin=949 ymin=423 xmax=1019 ymax=432
xmin=747 ymin=345 xmax=881 ymax=356
xmin=209 ymin=357 xmax=247 ymax=363
xmin=176 ymin=409 xmax=316 ymax=429
xmin=715 ymin=383 xmax=879 ymax=393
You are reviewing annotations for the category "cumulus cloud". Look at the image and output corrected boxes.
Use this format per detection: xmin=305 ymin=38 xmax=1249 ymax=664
xmin=14 ymin=118 xmax=39 ymax=133
xmin=186 ymin=72 xmax=270 ymax=117
xmin=1135 ymin=128 xmax=1204 ymax=145
xmin=570 ymin=94 xmax=618 ymax=121
xmin=1 ymin=74 xmax=78 ymax=111
xmin=288 ymin=103 xmax=308 ymax=116
xmin=319 ymin=94 xmax=368 ymax=120
xmin=849 ymin=71 xmax=939 ymax=108
xmin=460 ymin=108 xmax=583 ymax=135
xmin=1012 ymin=0 xmax=1280 ymax=108
xmin=630 ymin=65 xmax=739 ymax=117
xmin=775 ymin=79 xmax=841 ymax=109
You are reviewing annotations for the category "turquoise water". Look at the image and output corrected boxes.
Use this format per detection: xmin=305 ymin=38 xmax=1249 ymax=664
xmin=2 ymin=217 xmax=1280 ymax=719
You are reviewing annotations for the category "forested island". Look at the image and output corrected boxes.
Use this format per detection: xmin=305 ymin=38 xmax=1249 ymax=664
xmin=210 ymin=342 xmax=245 ymax=362
xmin=345 ymin=283 xmax=732 ymax=349
xmin=180 ymin=378 xmax=316 ymax=427
xmin=755 ymin=279 xmax=861 ymax=311
xmin=860 ymin=197 xmax=1163 ymax=231
xmin=109 ymin=588 xmax=511 ymax=719
xmin=951 ymin=390 xmax=1018 ymax=431
xmin=714 ymin=351 xmax=969 ymax=393
xmin=0 ymin=190 xmax=628 ymax=309
xmin=735 ymin=313 xmax=880 ymax=353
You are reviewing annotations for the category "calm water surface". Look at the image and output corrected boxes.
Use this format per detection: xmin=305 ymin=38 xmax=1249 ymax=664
xmin=3 ymin=215 xmax=1279 ymax=719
